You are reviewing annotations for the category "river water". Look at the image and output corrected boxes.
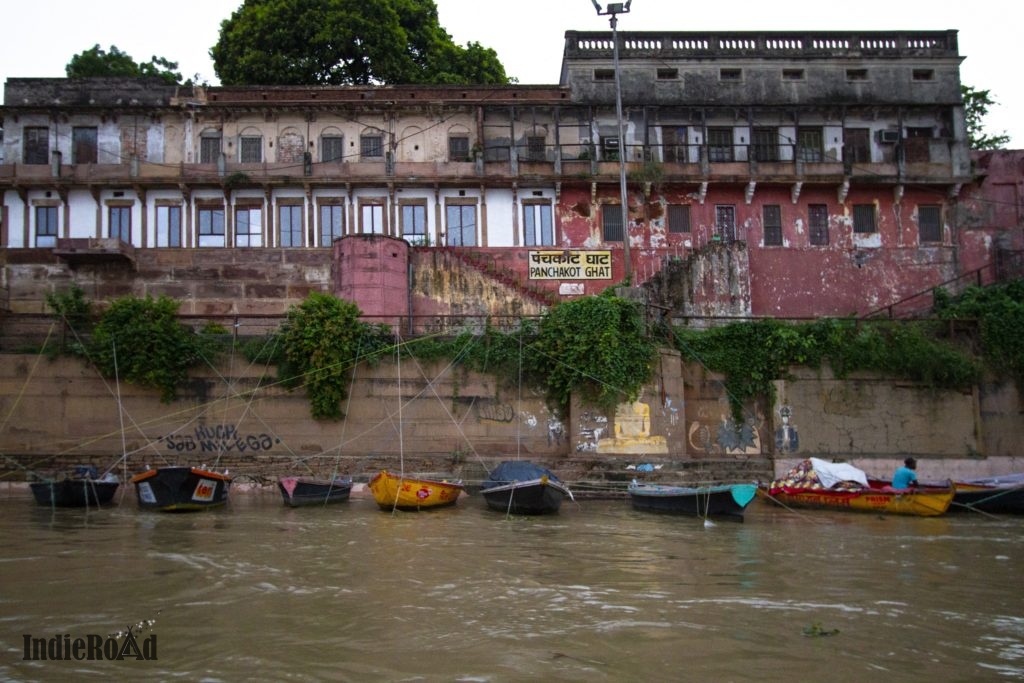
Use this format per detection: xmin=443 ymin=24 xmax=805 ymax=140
xmin=1 ymin=487 xmax=1023 ymax=682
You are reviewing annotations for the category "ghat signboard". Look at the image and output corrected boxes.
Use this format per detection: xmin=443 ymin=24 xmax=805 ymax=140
xmin=527 ymin=250 xmax=612 ymax=280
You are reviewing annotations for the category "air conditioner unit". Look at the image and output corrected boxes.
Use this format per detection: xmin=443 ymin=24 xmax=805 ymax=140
xmin=879 ymin=130 xmax=901 ymax=144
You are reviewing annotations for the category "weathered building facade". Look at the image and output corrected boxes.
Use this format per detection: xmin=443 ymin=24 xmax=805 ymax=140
xmin=2 ymin=30 xmax=1024 ymax=484
xmin=2 ymin=29 xmax=1019 ymax=326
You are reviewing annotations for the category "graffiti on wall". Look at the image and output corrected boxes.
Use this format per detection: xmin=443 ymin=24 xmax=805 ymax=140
xmin=163 ymin=425 xmax=281 ymax=455
xmin=576 ymin=412 xmax=608 ymax=452
xmin=687 ymin=401 xmax=762 ymax=457
xmin=598 ymin=399 xmax=668 ymax=454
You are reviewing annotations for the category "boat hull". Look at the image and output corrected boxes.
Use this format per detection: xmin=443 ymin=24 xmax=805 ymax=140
xmin=765 ymin=484 xmax=954 ymax=517
xmin=368 ymin=471 xmax=463 ymax=511
xmin=629 ymin=483 xmax=757 ymax=521
xmin=952 ymin=482 xmax=1024 ymax=514
xmin=277 ymin=476 xmax=352 ymax=507
xmin=131 ymin=467 xmax=232 ymax=512
xmin=30 ymin=479 xmax=119 ymax=508
xmin=480 ymin=461 xmax=572 ymax=515
xmin=481 ymin=480 xmax=570 ymax=515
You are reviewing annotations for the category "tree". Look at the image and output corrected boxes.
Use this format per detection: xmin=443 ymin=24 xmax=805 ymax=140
xmin=210 ymin=0 xmax=508 ymax=86
xmin=66 ymin=45 xmax=185 ymax=85
xmin=962 ymin=85 xmax=1011 ymax=150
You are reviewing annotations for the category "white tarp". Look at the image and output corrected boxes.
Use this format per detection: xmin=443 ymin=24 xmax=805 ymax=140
xmin=809 ymin=457 xmax=869 ymax=489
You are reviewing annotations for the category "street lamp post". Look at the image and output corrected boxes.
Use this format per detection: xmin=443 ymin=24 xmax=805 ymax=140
xmin=592 ymin=0 xmax=632 ymax=283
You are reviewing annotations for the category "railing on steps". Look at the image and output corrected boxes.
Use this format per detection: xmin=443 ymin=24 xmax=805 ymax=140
xmin=443 ymin=248 xmax=559 ymax=307
xmin=860 ymin=258 xmax=1009 ymax=320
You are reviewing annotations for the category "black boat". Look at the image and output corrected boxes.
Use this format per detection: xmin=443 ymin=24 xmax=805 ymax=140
xmin=131 ymin=466 xmax=232 ymax=512
xmin=480 ymin=461 xmax=573 ymax=515
xmin=628 ymin=481 xmax=758 ymax=521
xmin=277 ymin=476 xmax=353 ymax=507
xmin=952 ymin=473 xmax=1024 ymax=514
xmin=30 ymin=466 xmax=120 ymax=508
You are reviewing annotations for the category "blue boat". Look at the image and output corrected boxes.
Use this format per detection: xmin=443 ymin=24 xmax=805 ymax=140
xmin=628 ymin=481 xmax=758 ymax=521
xmin=480 ymin=461 xmax=573 ymax=515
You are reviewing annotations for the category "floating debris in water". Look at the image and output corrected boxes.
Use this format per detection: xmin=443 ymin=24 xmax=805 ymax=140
xmin=802 ymin=622 xmax=840 ymax=637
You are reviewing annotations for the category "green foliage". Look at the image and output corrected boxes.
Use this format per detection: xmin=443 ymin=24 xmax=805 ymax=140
xmin=674 ymin=316 xmax=983 ymax=424
xmin=66 ymin=44 xmax=185 ymax=85
xmin=935 ymin=280 xmax=1024 ymax=388
xmin=280 ymin=292 xmax=380 ymax=420
xmin=44 ymin=285 xmax=95 ymax=356
xmin=88 ymin=296 xmax=218 ymax=402
xmin=527 ymin=294 xmax=657 ymax=415
xmin=45 ymin=285 xmax=94 ymax=334
xmin=212 ymin=0 xmax=509 ymax=86
xmin=962 ymin=85 xmax=1011 ymax=150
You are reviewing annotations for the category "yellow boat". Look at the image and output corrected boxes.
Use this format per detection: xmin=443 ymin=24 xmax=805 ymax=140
xmin=764 ymin=480 xmax=955 ymax=517
xmin=368 ymin=470 xmax=464 ymax=511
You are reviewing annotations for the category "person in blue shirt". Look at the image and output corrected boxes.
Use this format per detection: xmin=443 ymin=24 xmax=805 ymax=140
xmin=892 ymin=457 xmax=919 ymax=489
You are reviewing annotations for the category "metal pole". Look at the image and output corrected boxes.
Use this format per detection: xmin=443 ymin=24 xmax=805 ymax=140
xmin=611 ymin=15 xmax=632 ymax=283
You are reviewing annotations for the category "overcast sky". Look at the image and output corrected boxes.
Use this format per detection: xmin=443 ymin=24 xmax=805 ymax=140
xmin=0 ymin=0 xmax=1018 ymax=146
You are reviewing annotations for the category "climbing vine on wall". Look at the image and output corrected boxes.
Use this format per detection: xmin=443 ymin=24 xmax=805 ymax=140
xmin=934 ymin=280 xmax=1024 ymax=390
xmin=278 ymin=292 xmax=391 ymax=420
xmin=526 ymin=292 xmax=657 ymax=415
xmin=87 ymin=295 xmax=223 ymax=402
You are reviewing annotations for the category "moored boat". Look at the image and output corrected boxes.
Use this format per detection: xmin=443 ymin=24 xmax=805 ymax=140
xmin=277 ymin=476 xmax=352 ymax=507
xmin=628 ymin=481 xmax=757 ymax=521
xmin=131 ymin=466 xmax=232 ymax=512
xmin=763 ymin=458 xmax=953 ymax=517
xmin=951 ymin=473 xmax=1024 ymax=514
xmin=480 ymin=461 xmax=573 ymax=515
xmin=30 ymin=466 xmax=119 ymax=508
xmin=368 ymin=470 xmax=463 ymax=511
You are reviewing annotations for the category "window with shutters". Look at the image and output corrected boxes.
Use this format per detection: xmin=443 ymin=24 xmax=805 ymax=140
xmin=198 ymin=206 xmax=226 ymax=247
xmin=401 ymin=202 xmax=428 ymax=245
xmin=668 ymin=205 xmax=690 ymax=233
xmin=200 ymin=133 xmax=222 ymax=163
xmin=853 ymin=204 xmax=876 ymax=234
xmin=278 ymin=204 xmax=303 ymax=247
xmin=235 ymin=206 xmax=263 ymax=247
xmin=240 ymin=136 xmax=262 ymax=163
xmin=321 ymin=135 xmax=344 ymax=162
xmin=809 ymin=204 xmax=829 ymax=245
xmin=72 ymin=127 xmax=98 ymax=164
xmin=919 ymin=205 xmax=942 ymax=243
xmin=108 ymin=206 xmax=131 ymax=243
xmin=319 ymin=204 xmax=345 ymax=246
xmin=155 ymin=205 xmax=181 ymax=247
xmin=715 ymin=205 xmax=736 ymax=242
xmin=35 ymin=206 xmax=58 ymax=247
xmin=523 ymin=202 xmax=554 ymax=246
xmin=763 ymin=205 xmax=782 ymax=246
xmin=24 ymin=127 xmax=49 ymax=164
xmin=602 ymin=204 xmax=624 ymax=242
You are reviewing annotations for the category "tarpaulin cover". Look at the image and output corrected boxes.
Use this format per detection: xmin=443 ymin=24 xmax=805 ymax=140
xmin=481 ymin=461 xmax=561 ymax=490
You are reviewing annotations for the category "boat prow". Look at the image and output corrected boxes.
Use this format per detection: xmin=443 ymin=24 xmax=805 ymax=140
xmin=480 ymin=461 xmax=573 ymax=515
xmin=131 ymin=466 xmax=232 ymax=512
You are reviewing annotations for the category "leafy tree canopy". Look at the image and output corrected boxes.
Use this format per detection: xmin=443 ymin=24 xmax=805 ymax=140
xmin=66 ymin=45 xmax=186 ymax=85
xmin=962 ymin=85 xmax=1011 ymax=150
xmin=211 ymin=0 xmax=509 ymax=86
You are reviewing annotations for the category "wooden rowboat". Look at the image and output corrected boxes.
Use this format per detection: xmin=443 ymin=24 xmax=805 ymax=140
xmin=765 ymin=479 xmax=954 ymax=517
xmin=629 ymin=481 xmax=758 ymax=521
xmin=368 ymin=470 xmax=464 ymax=511
xmin=277 ymin=476 xmax=352 ymax=507
xmin=480 ymin=461 xmax=573 ymax=515
xmin=131 ymin=466 xmax=232 ymax=512
xmin=30 ymin=466 xmax=119 ymax=508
